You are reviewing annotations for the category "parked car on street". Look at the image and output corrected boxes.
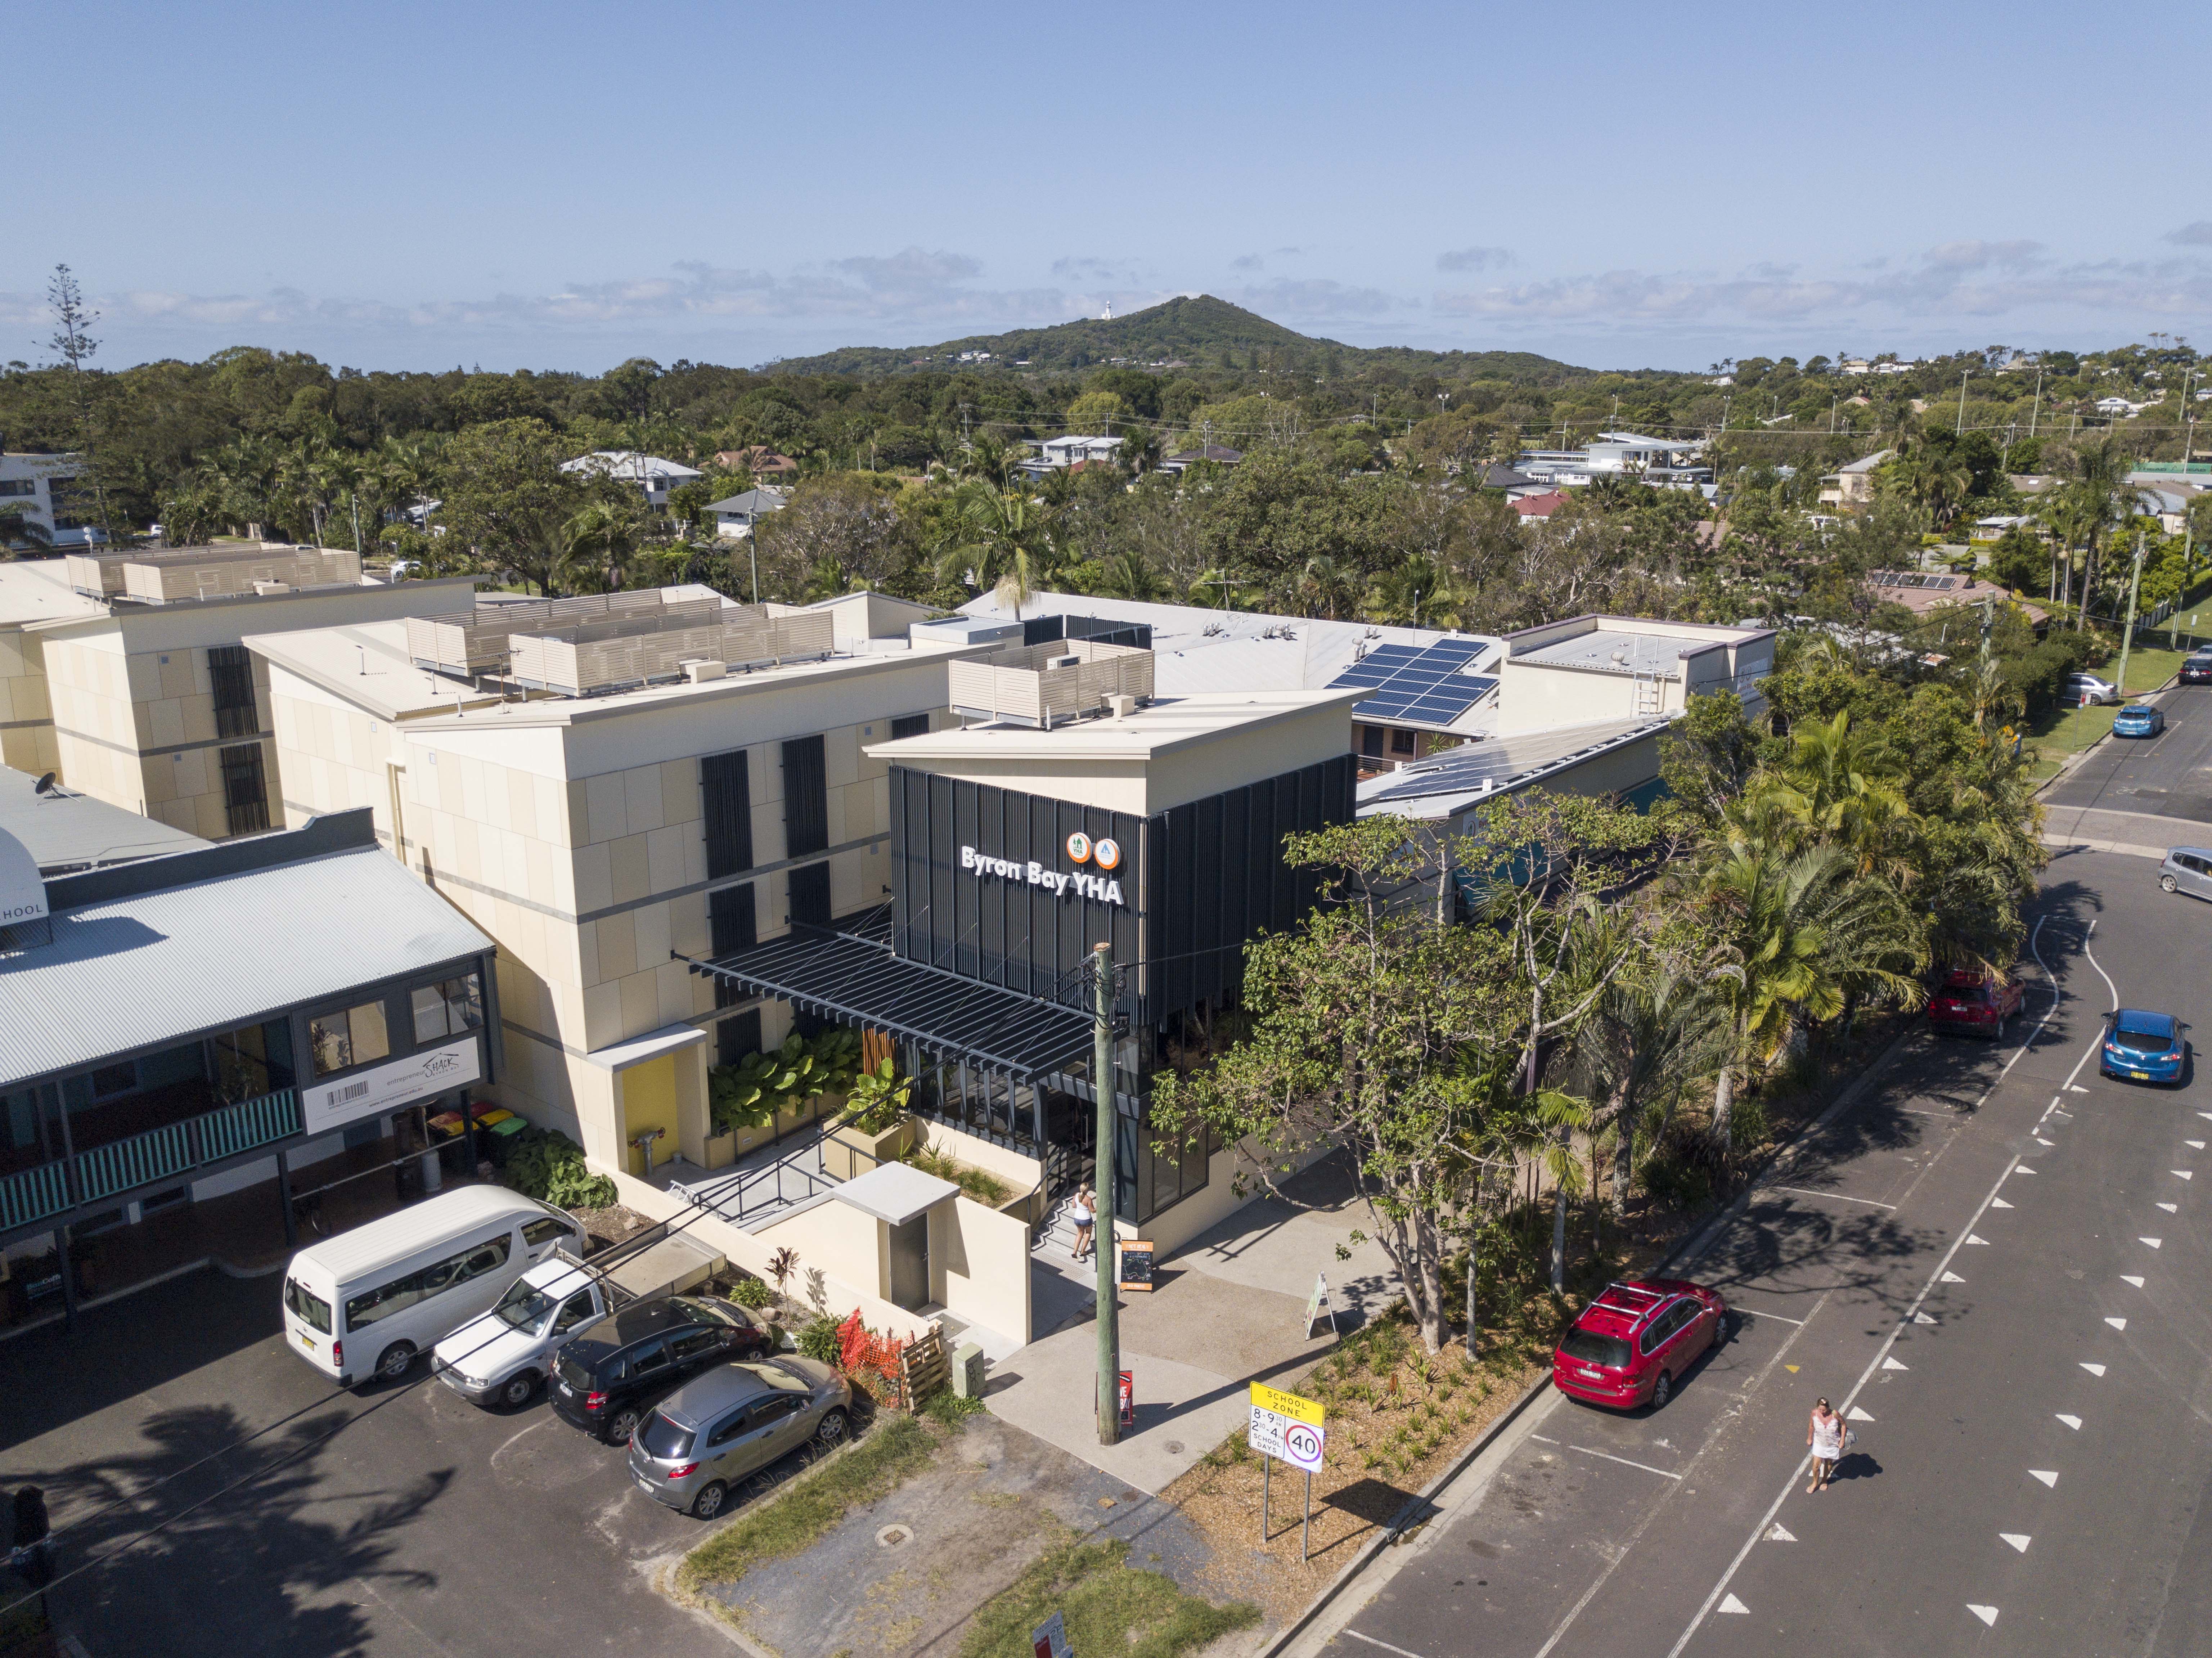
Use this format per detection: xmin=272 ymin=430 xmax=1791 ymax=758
xmin=2179 ymin=651 xmax=2212 ymax=686
xmin=628 ymin=1356 xmax=850 ymax=1519
xmin=1552 ymin=1279 xmax=1727 ymax=1411
xmin=2064 ymin=672 xmax=2122 ymax=706
xmin=2101 ymin=1008 xmax=2188 ymax=1085
xmin=2113 ymin=703 xmax=2166 ymax=737
xmin=433 ymin=1257 xmax=611 ymax=1409
xmin=2159 ymin=847 xmax=2212 ymax=901
xmin=550 ymin=1293 xmax=781 ymax=1444
xmin=1927 ymin=968 xmax=2026 ymax=1038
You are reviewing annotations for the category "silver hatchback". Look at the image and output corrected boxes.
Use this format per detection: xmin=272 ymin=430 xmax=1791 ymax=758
xmin=2161 ymin=847 xmax=2212 ymax=902
xmin=627 ymin=1356 xmax=851 ymax=1519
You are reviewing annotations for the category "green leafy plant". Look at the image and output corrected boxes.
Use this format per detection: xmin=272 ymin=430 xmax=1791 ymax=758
xmin=709 ymin=1026 xmax=867 ymax=1134
xmin=797 ymin=1316 xmax=842 ymax=1363
xmin=499 ymin=1125 xmax=615 ymax=1210
xmin=730 ymin=1275 xmax=774 ymax=1309
xmin=842 ymin=1055 xmax=913 ymax=1134
xmin=899 ymin=1139 xmax=1010 ymax=1204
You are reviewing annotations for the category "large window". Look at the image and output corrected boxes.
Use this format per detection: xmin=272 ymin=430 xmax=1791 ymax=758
xmin=309 ymin=999 xmax=391 ymax=1078
xmin=208 ymin=644 xmax=258 ymax=739
xmin=409 ymin=973 xmax=484 ymax=1045
xmin=219 ymin=742 xmax=269 ymax=835
xmin=701 ymin=750 xmax=754 ymax=877
xmin=342 ymin=1233 xmax=511 ymax=1331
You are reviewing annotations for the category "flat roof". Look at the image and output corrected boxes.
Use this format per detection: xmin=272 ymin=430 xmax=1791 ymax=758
xmin=0 ymin=813 xmax=492 ymax=1088
xmin=0 ymin=765 xmax=211 ymax=873
xmin=0 ymin=559 xmax=107 ymax=628
xmin=869 ymin=689 xmax=1361 ymax=763
xmin=835 ymin=1161 xmax=960 ymax=1226
xmin=1514 ymin=631 xmax=1721 ymax=679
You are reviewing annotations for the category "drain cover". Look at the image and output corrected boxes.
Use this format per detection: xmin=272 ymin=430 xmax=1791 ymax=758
xmin=1165 ymin=1441 xmax=1183 ymax=1456
xmin=877 ymin=1524 xmax=913 ymax=1548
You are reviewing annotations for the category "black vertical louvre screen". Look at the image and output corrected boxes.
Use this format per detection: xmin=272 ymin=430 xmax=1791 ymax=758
xmin=787 ymin=862 xmax=831 ymax=929
xmin=207 ymin=644 xmax=258 ymax=740
xmin=709 ymin=884 xmax=756 ymax=1007
xmin=782 ymin=735 xmax=828 ymax=858
xmin=716 ymin=1007 xmax=762 ymax=1069
xmin=219 ymin=742 xmax=270 ymax=836
xmin=701 ymin=750 xmax=754 ymax=878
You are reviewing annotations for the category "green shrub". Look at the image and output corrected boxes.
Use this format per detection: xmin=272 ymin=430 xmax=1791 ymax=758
xmin=730 ymin=1275 xmax=774 ymax=1309
xmin=710 ymin=1026 xmax=866 ymax=1134
xmin=797 ymin=1316 xmax=841 ymax=1363
xmin=500 ymin=1125 xmax=616 ymax=1210
xmin=843 ymin=1055 xmax=913 ymax=1133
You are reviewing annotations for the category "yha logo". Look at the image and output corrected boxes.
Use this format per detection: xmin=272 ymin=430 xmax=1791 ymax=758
xmin=1065 ymin=833 xmax=1121 ymax=871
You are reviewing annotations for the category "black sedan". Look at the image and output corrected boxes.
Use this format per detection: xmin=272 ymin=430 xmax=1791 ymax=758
xmin=2181 ymin=652 xmax=2212 ymax=686
xmin=550 ymin=1293 xmax=780 ymax=1446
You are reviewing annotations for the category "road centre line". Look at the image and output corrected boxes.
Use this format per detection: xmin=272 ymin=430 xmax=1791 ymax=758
xmin=1566 ymin=1444 xmax=1684 ymax=1479
xmin=1665 ymin=913 xmax=2082 ymax=1658
xmin=1763 ymin=1185 xmax=1899 ymax=1210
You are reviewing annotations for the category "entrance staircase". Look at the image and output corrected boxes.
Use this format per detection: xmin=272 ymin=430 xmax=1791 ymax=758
xmin=1033 ymin=1189 xmax=1096 ymax=1263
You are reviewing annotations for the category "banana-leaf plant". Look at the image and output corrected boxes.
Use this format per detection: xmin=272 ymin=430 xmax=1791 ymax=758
xmin=709 ymin=1026 xmax=867 ymax=1135
xmin=841 ymin=1056 xmax=913 ymax=1134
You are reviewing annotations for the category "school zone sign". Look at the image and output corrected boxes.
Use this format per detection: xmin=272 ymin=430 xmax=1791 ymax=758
xmin=959 ymin=831 xmax=1126 ymax=906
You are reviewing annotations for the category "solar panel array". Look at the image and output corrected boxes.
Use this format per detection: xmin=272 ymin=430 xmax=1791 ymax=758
xmin=1328 ymin=638 xmax=1497 ymax=725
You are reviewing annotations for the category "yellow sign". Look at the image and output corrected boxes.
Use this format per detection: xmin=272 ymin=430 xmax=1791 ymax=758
xmin=1250 ymin=1382 xmax=1323 ymax=1427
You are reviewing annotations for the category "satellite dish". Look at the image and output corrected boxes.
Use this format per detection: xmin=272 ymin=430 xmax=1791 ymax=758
xmin=33 ymin=772 xmax=57 ymax=796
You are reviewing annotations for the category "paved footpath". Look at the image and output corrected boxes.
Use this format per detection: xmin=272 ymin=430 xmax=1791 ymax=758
xmin=1293 ymin=845 xmax=2212 ymax=1657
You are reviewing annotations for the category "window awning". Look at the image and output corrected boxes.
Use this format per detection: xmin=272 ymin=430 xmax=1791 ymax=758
xmin=679 ymin=931 xmax=1096 ymax=1079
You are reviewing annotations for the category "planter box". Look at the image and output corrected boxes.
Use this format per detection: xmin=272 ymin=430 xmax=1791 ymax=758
xmin=822 ymin=1115 xmax=913 ymax=1181
xmin=703 ymin=1132 xmax=737 ymax=1171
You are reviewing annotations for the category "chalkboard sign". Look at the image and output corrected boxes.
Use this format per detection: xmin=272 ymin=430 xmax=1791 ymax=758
xmin=1117 ymin=1240 xmax=1155 ymax=1292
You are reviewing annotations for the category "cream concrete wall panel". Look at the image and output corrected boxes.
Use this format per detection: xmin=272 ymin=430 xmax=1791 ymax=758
xmin=932 ymin=1197 xmax=1031 ymax=1346
xmin=831 ymin=847 xmax=877 ymax=917
xmin=824 ymin=724 xmax=859 ymax=791
xmin=613 ymin=972 xmax=658 ymax=1046
xmin=572 ymin=839 xmax=613 ymax=916
xmin=585 ymin=772 xmax=628 ymax=843
xmin=644 ymin=823 xmax=687 ymax=894
xmin=147 ymin=697 xmax=187 ymax=749
xmin=1142 ymin=702 xmax=1360 ymax=813
xmin=669 ymin=892 xmax=710 ymax=957
xmin=631 ymin=902 xmax=672 ymax=977
xmin=653 ymin=958 xmax=694 ymax=1028
xmin=595 ymin=911 xmax=639 ymax=983
xmin=621 ymin=765 xmax=664 ymax=835
xmin=658 ymin=759 xmax=696 ymax=829
xmin=608 ymin=832 xmax=651 ymax=906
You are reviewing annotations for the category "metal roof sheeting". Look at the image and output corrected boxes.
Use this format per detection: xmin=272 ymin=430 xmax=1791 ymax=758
xmin=0 ymin=846 xmax=494 ymax=1088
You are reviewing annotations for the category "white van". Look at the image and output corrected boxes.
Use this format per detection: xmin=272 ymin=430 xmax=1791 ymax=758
xmin=281 ymin=1186 xmax=584 ymax=1387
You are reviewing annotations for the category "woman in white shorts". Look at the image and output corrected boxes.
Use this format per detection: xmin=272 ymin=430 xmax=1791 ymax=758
xmin=1808 ymin=1398 xmax=1845 ymax=1492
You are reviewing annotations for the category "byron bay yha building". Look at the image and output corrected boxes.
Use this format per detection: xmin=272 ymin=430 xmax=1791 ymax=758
xmin=687 ymin=643 xmax=1360 ymax=1255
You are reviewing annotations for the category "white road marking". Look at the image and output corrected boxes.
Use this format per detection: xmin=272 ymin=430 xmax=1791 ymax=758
xmin=2082 ymin=1363 xmax=2108 ymax=1376
xmin=2143 ymin=1237 xmax=2164 ymax=1248
xmin=2035 ymin=1136 xmax=2057 ymax=1147
xmin=1664 ymin=915 xmax=2077 ymax=1658
xmin=1991 ymin=1196 xmax=2015 ymax=1208
xmin=2015 ymin=1166 xmax=2037 ymax=1174
xmin=2002 ymin=1533 xmax=2032 ymax=1552
xmin=2159 ymin=1202 xmax=2179 ymax=1213
xmin=1966 ymin=1234 xmax=1991 ymax=1245
xmin=2189 ymin=1141 xmax=2206 ymax=1150
xmin=1914 ymin=1312 xmax=1937 ymax=1324
xmin=2057 ymin=1415 xmax=2082 ymax=1430
xmin=1527 ymin=1433 xmax=1558 ymax=1444
xmin=2030 ymin=1470 xmax=2059 ymax=1487
xmin=1344 ymin=1630 xmax=1428 ymax=1658
xmin=1969 ymin=1604 xmax=2000 ymax=1627
xmin=1768 ymin=1524 xmax=1796 ymax=1542
xmin=1567 ymin=1444 xmax=1681 ymax=1479
xmin=2200 ymin=1112 xmax=2212 ymax=1122
xmin=1732 ymin=1307 xmax=1806 ymax=1325
xmin=1765 ymin=1184 xmax=1898 ymax=1210
xmin=1718 ymin=1595 xmax=1749 ymax=1616
xmin=1942 ymin=1271 xmax=1967 ymax=1283
xmin=1847 ymin=1405 xmax=1876 ymax=1422
xmin=1881 ymin=1356 xmax=1909 ymax=1370
xmin=2106 ymin=1317 xmax=2128 ymax=1331
xmin=2070 ymin=1085 xmax=2090 ymax=1093
xmin=2123 ymin=1275 xmax=2146 ymax=1288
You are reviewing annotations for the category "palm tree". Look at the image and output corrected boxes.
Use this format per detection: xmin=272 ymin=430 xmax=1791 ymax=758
xmin=557 ymin=498 xmax=643 ymax=594
xmin=1576 ymin=968 xmax=1720 ymax=1226
xmin=941 ymin=483 xmax=1050 ymax=604
xmin=1741 ymin=709 xmax=1914 ymax=880
xmin=1692 ymin=835 xmax=1926 ymax=1155
xmin=2063 ymin=438 xmax=2132 ymax=630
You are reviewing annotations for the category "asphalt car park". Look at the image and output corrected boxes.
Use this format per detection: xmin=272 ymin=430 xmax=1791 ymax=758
xmin=0 ymin=1264 xmax=745 ymax=1656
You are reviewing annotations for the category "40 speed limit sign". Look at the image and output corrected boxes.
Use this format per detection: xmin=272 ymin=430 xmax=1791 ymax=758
xmin=1248 ymin=1381 xmax=1326 ymax=1473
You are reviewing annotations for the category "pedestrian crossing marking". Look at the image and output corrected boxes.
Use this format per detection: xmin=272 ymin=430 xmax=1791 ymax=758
xmin=2029 ymin=1470 xmax=2058 ymax=1487
xmin=1718 ymin=1594 xmax=1749 ymax=1615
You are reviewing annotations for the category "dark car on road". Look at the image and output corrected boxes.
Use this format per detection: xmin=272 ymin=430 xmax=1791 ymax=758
xmin=1553 ymin=1279 xmax=1727 ymax=1411
xmin=2180 ymin=651 xmax=2212 ymax=686
xmin=1928 ymin=968 xmax=2026 ymax=1038
xmin=2101 ymin=1008 xmax=2188 ymax=1086
xmin=550 ymin=1293 xmax=780 ymax=1445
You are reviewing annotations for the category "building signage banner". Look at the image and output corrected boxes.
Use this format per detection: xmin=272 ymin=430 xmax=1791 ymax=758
xmin=959 ymin=840 xmax=1124 ymax=906
xmin=302 ymin=1034 xmax=482 ymax=1136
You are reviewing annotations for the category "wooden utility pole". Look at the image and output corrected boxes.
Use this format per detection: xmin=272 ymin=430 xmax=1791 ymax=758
xmin=1093 ymin=941 xmax=1120 ymax=1446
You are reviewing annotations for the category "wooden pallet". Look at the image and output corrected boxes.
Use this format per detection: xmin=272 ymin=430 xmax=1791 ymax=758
xmin=899 ymin=1326 xmax=948 ymax=1408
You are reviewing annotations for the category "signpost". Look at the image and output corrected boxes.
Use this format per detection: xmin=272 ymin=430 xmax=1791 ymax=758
xmin=1301 ymin=1273 xmax=1337 ymax=1338
xmin=1117 ymin=1240 xmax=1155 ymax=1292
xmin=1031 ymin=1610 xmax=1073 ymax=1658
xmin=1249 ymin=1382 xmax=1326 ymax=1559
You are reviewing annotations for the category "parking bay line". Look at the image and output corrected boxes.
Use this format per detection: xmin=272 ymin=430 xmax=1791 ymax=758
xmin=1762 ymin=1185 xmax=1899 ymax=1211
xmin=1731 ymin=1307 xmax=1808 ymax=1326
xmin=1343 ymin=1630 xmax=1429 ymax=1658
xmin=1566 ymin=1444 xmax=1684 ymax=1480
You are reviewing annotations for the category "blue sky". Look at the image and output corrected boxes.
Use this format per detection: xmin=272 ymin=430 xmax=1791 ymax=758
xmin=6 ymin=0 xmax=2210 ymax=375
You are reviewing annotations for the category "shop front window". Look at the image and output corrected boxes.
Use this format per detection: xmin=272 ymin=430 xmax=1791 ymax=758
xmin=410 ymin=972 xmax=485 ymax=1045
xmin=309 ymin=999 xmax=391 ymax=1078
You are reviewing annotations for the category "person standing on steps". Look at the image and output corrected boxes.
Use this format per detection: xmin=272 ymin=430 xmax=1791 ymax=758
xmin=1808 ymin=1398 xmax=1845 ymax=1493
xmin=1071 ymin=1186 xmax=1097 ymax=1261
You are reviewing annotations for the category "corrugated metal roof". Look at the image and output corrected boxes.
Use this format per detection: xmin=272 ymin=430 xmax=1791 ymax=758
xmin=0 ymin=765 xmax=211 ymax=873
xmin=0 ymin=846 xmax=493 ymax=1087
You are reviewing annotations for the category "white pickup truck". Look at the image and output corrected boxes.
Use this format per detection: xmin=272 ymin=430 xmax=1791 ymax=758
xmin=433 ymin=1257 xmax=611 ymax=1409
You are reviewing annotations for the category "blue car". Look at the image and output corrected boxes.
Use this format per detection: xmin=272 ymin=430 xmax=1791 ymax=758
xmin=2101 ymin=1008 xmax=2186 ymax=1084
xmin=2113 ymin=704 xmax=2166 ymax=738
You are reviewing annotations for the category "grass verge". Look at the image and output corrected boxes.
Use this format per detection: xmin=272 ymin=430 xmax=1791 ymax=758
xmin=676 ymin=1412 xmax=939 ymax=1591
xmin=2023 ymin=644 xmax=2188 ymax=784
xmin=958 ymin=1532 xmax=1259 ymax=1658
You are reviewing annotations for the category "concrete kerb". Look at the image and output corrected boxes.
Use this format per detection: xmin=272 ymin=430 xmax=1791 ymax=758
xmin=1251 ymin=1019 xmax=1923 ymax=1658
xmin=2035 ymin=670 xmax=2180 ymax=798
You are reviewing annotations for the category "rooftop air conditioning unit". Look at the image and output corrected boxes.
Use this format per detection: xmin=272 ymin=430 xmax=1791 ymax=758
xmin=252 ymin=580 xmax=292 ymax=594
xmin=682 ymin=659 xmax=727 ymax=683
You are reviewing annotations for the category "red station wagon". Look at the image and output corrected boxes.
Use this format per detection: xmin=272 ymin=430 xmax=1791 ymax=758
xmin=1926 ymin=968 xmax=2025 ymax=1039
xmin=1553 ymin=1280 xmax=1728 ymax=1410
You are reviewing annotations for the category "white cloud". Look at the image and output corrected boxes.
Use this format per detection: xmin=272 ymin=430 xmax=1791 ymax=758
xmin=1436 ymin=246 xmax=1513 ymax=273
xmin=2164 ymin=221 xmax=2212 ymax=247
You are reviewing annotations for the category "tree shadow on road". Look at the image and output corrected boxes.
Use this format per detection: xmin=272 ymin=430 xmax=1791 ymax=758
xmin=6 ymin=1400 xmax=449 ymax=1658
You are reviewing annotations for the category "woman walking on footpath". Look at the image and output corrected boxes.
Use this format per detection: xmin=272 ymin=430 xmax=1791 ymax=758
xmin=1807 ymin=1398 xmax=1845 ymax=1493
xmin=1071 ymin=1186 xmax=1098 ymax=1261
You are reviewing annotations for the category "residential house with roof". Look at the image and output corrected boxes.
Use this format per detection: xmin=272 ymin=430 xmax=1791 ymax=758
xmin=1159 ymin=444 xmax=1244 ymax=473
xmin=1818 ymin=449 xmax=1894 ymax=509
xmin=703 ymin=488 xmax=789 ymax=539
xmin=1515 ymin=433 xmax=1711 ymax=491
xmin=1867 ymin=570 xmax=2048 ymax=628
xmin=713 ymin=448 xmax=800 ymax=482
xmin=561 ymin=452 xmax=704 ymax=509
xmin=1017 ymin=436 xmax=1122 ymax=480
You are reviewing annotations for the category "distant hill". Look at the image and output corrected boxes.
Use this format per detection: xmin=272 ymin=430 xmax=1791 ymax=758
xmin=768 ymin=295 xmax=1595 ymax=383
